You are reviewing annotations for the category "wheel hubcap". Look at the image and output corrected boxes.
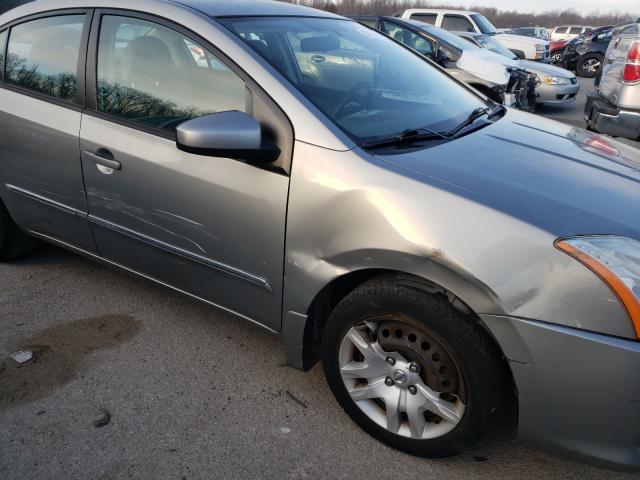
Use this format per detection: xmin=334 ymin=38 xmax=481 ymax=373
xmin=585 ymin=59 xmax=600 ymax=73
xmin=338 ymin=320 xmax=466 ymax=440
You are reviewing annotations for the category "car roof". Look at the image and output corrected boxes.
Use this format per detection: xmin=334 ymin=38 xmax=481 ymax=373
xmin=170 ymin=0 xmax=339 ymax=18
xmin=0 ymin=0 xmax=341 ymax=20
xmin=403 ymin=9 xmax=479 ymax=15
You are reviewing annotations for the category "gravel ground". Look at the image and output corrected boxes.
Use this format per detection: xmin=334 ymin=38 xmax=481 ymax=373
xmin=1 ymin=78 xmax=639 ymax=480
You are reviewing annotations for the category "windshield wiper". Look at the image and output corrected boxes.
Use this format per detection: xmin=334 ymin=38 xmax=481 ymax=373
xmin=444 ymin=107 xmax=490 ymax=138
xmin=362 ymin=106 xmax=499 ymax=150
xmin=362 ymin=126 xmax=447 ymax=150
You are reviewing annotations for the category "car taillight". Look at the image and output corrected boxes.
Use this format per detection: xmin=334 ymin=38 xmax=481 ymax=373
xmin=623 ymin=41 xmax=640 ymax=82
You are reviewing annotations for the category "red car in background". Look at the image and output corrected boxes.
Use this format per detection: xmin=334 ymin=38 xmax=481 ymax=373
xmin=550 ymin=39 xmax=568 ymax=63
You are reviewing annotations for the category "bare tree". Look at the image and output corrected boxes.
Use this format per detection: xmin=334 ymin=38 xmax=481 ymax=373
xmin=282 ymin=0 xmax=636 ymax=27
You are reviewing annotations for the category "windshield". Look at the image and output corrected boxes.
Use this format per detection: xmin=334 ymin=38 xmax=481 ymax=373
xmin=222 ymin=17 xmax=486 ymax=145
xmin=417 ymin=24 xmax=480 ymax=52
xmin=471 ymin=14 xmax=497 ymax=35
xmin=473 ymin=35 xmax=517 ymax=59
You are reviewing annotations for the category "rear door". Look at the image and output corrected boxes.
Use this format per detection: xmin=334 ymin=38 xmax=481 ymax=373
xmin=80 ymin=11 xmax=292 ymax=330
xmin=0 ymin=11 xmax=95 ymax=251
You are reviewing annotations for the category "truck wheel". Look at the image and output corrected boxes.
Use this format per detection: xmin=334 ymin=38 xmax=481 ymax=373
xmin=577 ymin=54 xmax=603 ymax=78
xmin=322 ymin=277 xmax=501 ymax=457
xmin=0 ymin=201 xmax=36 ymax=261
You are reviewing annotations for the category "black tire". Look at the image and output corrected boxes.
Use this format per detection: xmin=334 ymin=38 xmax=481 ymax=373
xmin=577 ymin=54 xmax=603 ymax=78
xmin=322 ymin=277 xmax=502 ymax=458
xmin=0 ymin=201 xmax=36 ymax=261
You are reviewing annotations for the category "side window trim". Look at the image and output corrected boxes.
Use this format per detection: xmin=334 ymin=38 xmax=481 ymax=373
xmin=84 ymin=8 xmax=294 ymax=173
xmin=0 ymin=8 xmax=93 ymax=108
xmin=0 ymin=29 xmax=7 ymax=82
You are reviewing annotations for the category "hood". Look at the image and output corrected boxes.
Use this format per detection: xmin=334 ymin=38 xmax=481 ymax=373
xmin=518 ymin=59 xmax=575 ymax=78
xmin=495 ymin=32 xmax=547 ymax=46
xmin=456 ymin=49 xmax=517 ymax=85
xmin=373 ymin=109 xmax=640 ymax=239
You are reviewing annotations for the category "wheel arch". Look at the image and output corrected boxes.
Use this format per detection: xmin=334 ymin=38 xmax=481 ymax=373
xmin=283 ymin=265 xmax=508 ymax=373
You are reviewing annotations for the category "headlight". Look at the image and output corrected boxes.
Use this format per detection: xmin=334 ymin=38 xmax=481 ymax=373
xmin=544 ymin=76 xmax=569 ymax=85
xmin=535 ymin=44 xmax=546 ymax=51
xmin=555 ymin=236 xmax=640 ymax=339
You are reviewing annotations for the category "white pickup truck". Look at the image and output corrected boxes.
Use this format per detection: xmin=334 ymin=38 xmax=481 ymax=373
xmin=398 ymin=9 xmax=550 ymax=62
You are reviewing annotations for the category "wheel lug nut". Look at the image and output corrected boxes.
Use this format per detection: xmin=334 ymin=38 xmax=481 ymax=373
xmin=409 ymin=363 xmax=419 ymax=373
xmin=386 ymin=356 xmax=396 ymax=366
xmin=385 ymin=377 xmax=394 ymax=387
xmin=408 ymin=385 xmax=417 ymax=395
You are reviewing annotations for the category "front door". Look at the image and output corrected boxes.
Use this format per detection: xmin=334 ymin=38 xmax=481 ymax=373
xmin=80 ymin=13 xmax=290 ymax=329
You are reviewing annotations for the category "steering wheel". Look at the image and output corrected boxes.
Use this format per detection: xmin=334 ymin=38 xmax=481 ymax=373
xmin=332 ymin=81 xmax=371 ymax=119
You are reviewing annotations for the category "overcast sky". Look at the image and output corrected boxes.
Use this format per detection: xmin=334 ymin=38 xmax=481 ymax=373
xmin=438 ymin=0 xmax=637 ymax=14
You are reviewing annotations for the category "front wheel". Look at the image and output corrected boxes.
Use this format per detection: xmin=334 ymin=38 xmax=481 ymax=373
xmin=322 ymin=278 xmax=502 ymax=457
xmin=577 ymin=54 xmax=603 ymax=78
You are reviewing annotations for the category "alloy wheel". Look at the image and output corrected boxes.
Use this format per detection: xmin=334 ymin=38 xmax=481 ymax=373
xmin=584 ymin=58 xmax=601 ymax=73
xmin=338 ymin=318 xmax=466 ymax=440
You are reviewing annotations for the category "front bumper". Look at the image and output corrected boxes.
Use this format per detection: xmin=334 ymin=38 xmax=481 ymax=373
xmin=536 ymin=79 xmax=580 ymax=104
xmin=482 ymin=315 xmax=640 ymax=469
xmin=585 ymin=91 xmax=640 ymax=141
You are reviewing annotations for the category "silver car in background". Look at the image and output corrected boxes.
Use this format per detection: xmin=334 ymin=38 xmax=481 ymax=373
xmin=1 ymin=0 xmax=639 ymax=470
xmin=458 ymin=31 xmax=580 ymax=106
xmin=585 ymin=18 xmax=640 ymax=141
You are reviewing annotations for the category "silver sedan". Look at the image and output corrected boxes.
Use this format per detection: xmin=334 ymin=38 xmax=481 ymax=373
xmin=459 ymin=31 xmax=580 ymax=105
xmin=0 ymin=0 xmax=638 ymax=470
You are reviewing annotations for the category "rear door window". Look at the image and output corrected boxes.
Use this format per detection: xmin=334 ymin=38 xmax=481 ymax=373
xmin=6 ymin=15 xmax=86 ymax=101
xmin=569 ymin=27 xmax=582 ymax=34
xmin=441 ymin=15 xmax=475 ymax=33
xmin=381 ymin=22 xmax=435 ymax=60
xmin=409 ymin=14 xmax=437 ymax=25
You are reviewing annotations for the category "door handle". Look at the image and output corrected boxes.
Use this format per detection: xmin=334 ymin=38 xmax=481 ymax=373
xmin=84 ymin=150 xmax=121 ymax=171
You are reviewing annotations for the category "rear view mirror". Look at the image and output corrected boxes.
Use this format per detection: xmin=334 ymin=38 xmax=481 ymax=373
xmin=176 ymin=111 xmax=280 ymax=163
xmin=300 ymin=35 xmax=340 ymax=52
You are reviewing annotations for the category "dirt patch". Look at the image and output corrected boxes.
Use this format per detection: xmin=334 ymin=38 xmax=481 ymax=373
xmin=0 ymin=315 xmax=141 ymax=410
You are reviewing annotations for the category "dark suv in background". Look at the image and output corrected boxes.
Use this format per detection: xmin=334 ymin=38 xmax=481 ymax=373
xmin=560 ymin=26 xmax=613 ymax=77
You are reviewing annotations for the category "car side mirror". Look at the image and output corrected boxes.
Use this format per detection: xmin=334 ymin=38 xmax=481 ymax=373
xmin=176 ymin=111 xmax=280 ymax=164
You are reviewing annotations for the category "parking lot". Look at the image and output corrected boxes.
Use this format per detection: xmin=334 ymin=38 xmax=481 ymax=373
xmin=0 ymin=73 xmax=638 ymax=480
xmin=539 ymin=77 xmax=639 ymax=148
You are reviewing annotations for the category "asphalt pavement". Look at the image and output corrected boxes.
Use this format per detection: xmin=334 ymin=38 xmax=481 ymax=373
xmin=538 ymin=76 xmax=639 ymax=148
xmin=1 ymin=78 xmax=639 ymax=480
